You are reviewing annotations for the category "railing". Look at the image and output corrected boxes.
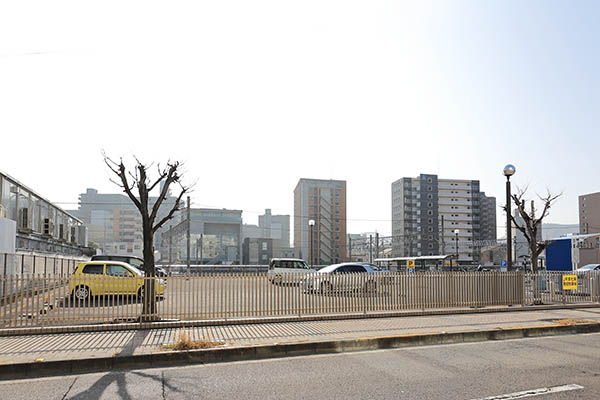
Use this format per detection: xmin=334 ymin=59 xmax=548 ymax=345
xmin=0 ymin=271 xmax=597 ymax=330
xmin=1 ymin=253 xmax=83 ymax=276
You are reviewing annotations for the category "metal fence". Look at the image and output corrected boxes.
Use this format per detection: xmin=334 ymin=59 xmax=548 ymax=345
xmin=2 ymin=271 xmax=597 ymax=330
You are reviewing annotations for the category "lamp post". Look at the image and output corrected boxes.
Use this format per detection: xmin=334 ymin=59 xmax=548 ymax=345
xmin=454 ymin=229 xmax=459 ymax=265
xmin=503 ymin=164 xmax=516 ymax=272
xmin=308 ymin=219 xmax=315 ymax=267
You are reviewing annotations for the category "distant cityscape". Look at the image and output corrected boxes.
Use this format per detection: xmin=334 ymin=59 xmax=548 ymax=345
xmin=0 ymin=169 xmax=593 ymax=266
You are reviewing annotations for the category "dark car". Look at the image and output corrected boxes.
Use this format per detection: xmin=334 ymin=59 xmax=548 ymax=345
xmin=90 ymin=255 xmax=168 ymax=277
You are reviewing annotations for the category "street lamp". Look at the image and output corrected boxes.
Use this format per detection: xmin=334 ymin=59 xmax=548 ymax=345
xmin=503 ymin=164 xmax=516 ymax=272
xmin=308 ymin=219 xmax=315 ymax=267
xmin=454 ymin=229 xmax=460 ymax=265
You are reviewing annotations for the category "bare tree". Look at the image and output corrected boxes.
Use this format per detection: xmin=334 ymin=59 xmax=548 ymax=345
xmin=505 ymin=187 xmax=562 ymax=273
xmin=104 ymin=153 xmax=190 ymax=320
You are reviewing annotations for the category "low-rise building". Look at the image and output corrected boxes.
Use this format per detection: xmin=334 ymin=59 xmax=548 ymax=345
xmin=0 ymin=171 xmax=89 ymax=257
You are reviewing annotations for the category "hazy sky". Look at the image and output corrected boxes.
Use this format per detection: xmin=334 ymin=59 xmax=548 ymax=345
xmin=1 ymin=1 xmax=598 ymax=237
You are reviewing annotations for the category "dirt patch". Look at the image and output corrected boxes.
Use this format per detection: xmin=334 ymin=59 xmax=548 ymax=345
xmin=552 ymin=319 xmax=600 ymax=326
xmin=160 ymin=330 xmax=225 ymax=351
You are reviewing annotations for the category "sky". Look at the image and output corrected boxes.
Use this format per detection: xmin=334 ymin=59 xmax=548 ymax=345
xmin=1 ymin=1 xmax=599 ymax=238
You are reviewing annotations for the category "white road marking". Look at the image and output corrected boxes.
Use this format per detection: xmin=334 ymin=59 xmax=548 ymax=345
xmin=472 ymin=384 xmax=584 ymax=399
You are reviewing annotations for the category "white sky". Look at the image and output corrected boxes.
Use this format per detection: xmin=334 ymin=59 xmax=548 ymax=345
xmin=2 ymin=1 xmax=598 ymax=238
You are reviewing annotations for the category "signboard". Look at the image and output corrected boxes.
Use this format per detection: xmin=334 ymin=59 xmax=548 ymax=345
xmin=407 ymin=260 xmax=415 ymax=273
xmin=562 ymin=275 xmax=578 ymax=290
xmin=501 ymin=260 xmax=507 ymax=272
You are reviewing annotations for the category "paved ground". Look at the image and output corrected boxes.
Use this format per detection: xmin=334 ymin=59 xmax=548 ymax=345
xmin=2 ymin=332 xmax=600 ymax=399
xmin=0 ymin=307 xmax=599 ymax=365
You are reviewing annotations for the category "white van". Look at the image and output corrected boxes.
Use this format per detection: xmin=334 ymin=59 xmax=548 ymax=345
xmin=267 ymin=258 xmax=315 ymax=285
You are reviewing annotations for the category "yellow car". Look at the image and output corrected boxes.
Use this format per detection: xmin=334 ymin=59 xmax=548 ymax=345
xmin=69 ymin=261 xmax=166 ymax=301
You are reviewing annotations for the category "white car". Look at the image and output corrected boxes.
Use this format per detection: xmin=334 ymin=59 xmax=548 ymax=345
xmin=267 ymin=258 xmax=316 ymax=285
xmin=300 ymin=263 xmax=391 ymax=294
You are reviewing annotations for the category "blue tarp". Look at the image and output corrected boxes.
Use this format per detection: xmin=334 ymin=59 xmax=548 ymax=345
xmin=545 ymin=239 xmax=572 ymax=271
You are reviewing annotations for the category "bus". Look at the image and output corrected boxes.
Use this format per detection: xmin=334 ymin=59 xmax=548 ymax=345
xmin=373 ymin=255 xmax=457 ymax=273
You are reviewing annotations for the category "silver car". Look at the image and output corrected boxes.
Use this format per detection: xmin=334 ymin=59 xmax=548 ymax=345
xmin=300 ymin=263 xmax=390 ymax=294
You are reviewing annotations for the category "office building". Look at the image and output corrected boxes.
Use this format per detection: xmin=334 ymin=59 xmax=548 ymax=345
xmin=160 ymin=208 xmax=243 ymax=264
xmin=294 ymin=178 xmax=347 ymax=265
xmin=71 ymin=188 xmax=178 ymax=257
xmin=259 ymin=209 xmax=290 ymax=247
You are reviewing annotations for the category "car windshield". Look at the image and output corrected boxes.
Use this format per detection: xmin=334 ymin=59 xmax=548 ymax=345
xmin=318 ymin=264 xmax=341 ymax=273
xmin=362 ymin=263 xmax=384 ymax=271
xmin=129 ymin=258 xmax=144 ymax=268
xmin=126 ymin=266 xmax=144 ymax=276
xmin=578 ymin=265 xmax=599 ymax=271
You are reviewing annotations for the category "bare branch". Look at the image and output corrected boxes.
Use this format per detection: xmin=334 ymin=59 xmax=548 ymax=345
xmin=152 ymin=183 xmax=189 ymax=233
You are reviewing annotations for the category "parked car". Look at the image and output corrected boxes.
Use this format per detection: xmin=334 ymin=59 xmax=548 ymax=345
xmin=69 ymin=261 xmax=166 ymax=301
xmin=91 ymin=255 xmax=168 ymax=277
xmin=300 ymin=262 xmax=390 ymax=294
xmin=268 ymin=258 xmax=316 ymax=285
xmin=575 ymin=264 xmax=600 ymax=274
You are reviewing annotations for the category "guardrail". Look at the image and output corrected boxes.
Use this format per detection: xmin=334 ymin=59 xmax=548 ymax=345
xmin=0 ymin=271 xmax=597 ymax=330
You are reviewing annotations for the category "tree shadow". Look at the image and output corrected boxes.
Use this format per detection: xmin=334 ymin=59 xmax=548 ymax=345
xmin=58 ymin=295 xmax=165 ymax=309
xmin=68 ymin=370 xmax=182 ymax=399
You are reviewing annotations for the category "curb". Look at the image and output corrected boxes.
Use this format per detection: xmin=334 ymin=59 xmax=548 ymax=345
xmin=1 ymin=322 xmax=599 ymax=380
xmin=2 ymin=303 xmax=599 ymax=337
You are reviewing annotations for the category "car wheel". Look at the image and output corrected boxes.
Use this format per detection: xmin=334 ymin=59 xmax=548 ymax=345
xmin=320 ymin=281 xmax=333 ymax=294
xmin=137 ymin=286 xmax=145 ymax=302
xmin=73 ymin=285 xmax=90 ymax=301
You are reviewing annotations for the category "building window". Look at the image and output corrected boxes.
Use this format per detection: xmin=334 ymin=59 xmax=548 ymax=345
xmin=262 ymin=242 xmax=268 ymax=251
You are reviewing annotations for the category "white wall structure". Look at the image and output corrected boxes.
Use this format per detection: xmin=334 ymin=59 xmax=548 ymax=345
xmin=0 ymin=217 xmax=16 ymax=253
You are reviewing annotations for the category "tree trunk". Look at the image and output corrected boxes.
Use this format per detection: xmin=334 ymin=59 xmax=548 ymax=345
xmin=531 ymin=244 xmax=542 ymax=304
xmin=141 ymin=224 xmax=158 ymax=321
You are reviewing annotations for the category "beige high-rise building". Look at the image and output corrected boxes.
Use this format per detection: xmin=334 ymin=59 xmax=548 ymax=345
xmin=579 ymin=192 xmax=600 ymax=234
xmin=294 ymin=178 xmax=347 ymax=265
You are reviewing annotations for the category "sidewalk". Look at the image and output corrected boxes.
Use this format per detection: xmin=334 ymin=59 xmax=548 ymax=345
xmin=1 ymin=307 xmax=599 ymax=378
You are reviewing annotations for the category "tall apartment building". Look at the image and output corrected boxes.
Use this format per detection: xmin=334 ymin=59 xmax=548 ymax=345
xmin=391 ymin=174 xmax=496 ymax=263
xmin=294 ymin=178 xmax=347 ymax=265
xmin=580 ymin=192 xmax=600 ymax=235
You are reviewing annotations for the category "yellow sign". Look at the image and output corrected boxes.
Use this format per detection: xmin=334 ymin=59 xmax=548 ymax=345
xmin=563 ymin=275 xmax=578 ymax=290
xmin=407 ymin=260 xmax=415 ymax=270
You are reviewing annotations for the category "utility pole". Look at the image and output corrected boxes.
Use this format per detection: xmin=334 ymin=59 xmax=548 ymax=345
xmin=369 ymin=235 xmax=373 ymax=263
xmin=168 ymin=225 xmax=172 ymax=275
xmin=186 ymin=196 xmax=190 ymax=275
xmin=375 ymin=232 xmax=379 ymax=260
xmin=348 ymin=236 xmax=352 ymax=262
xmin=200 ymin=233 xmax=203 ymax=265
xmin=441 ymin=215 xmax=445 ymax=255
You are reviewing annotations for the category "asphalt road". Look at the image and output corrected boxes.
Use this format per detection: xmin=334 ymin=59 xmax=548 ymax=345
xmin=2 ymin=332 xmax=600 ymax=399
